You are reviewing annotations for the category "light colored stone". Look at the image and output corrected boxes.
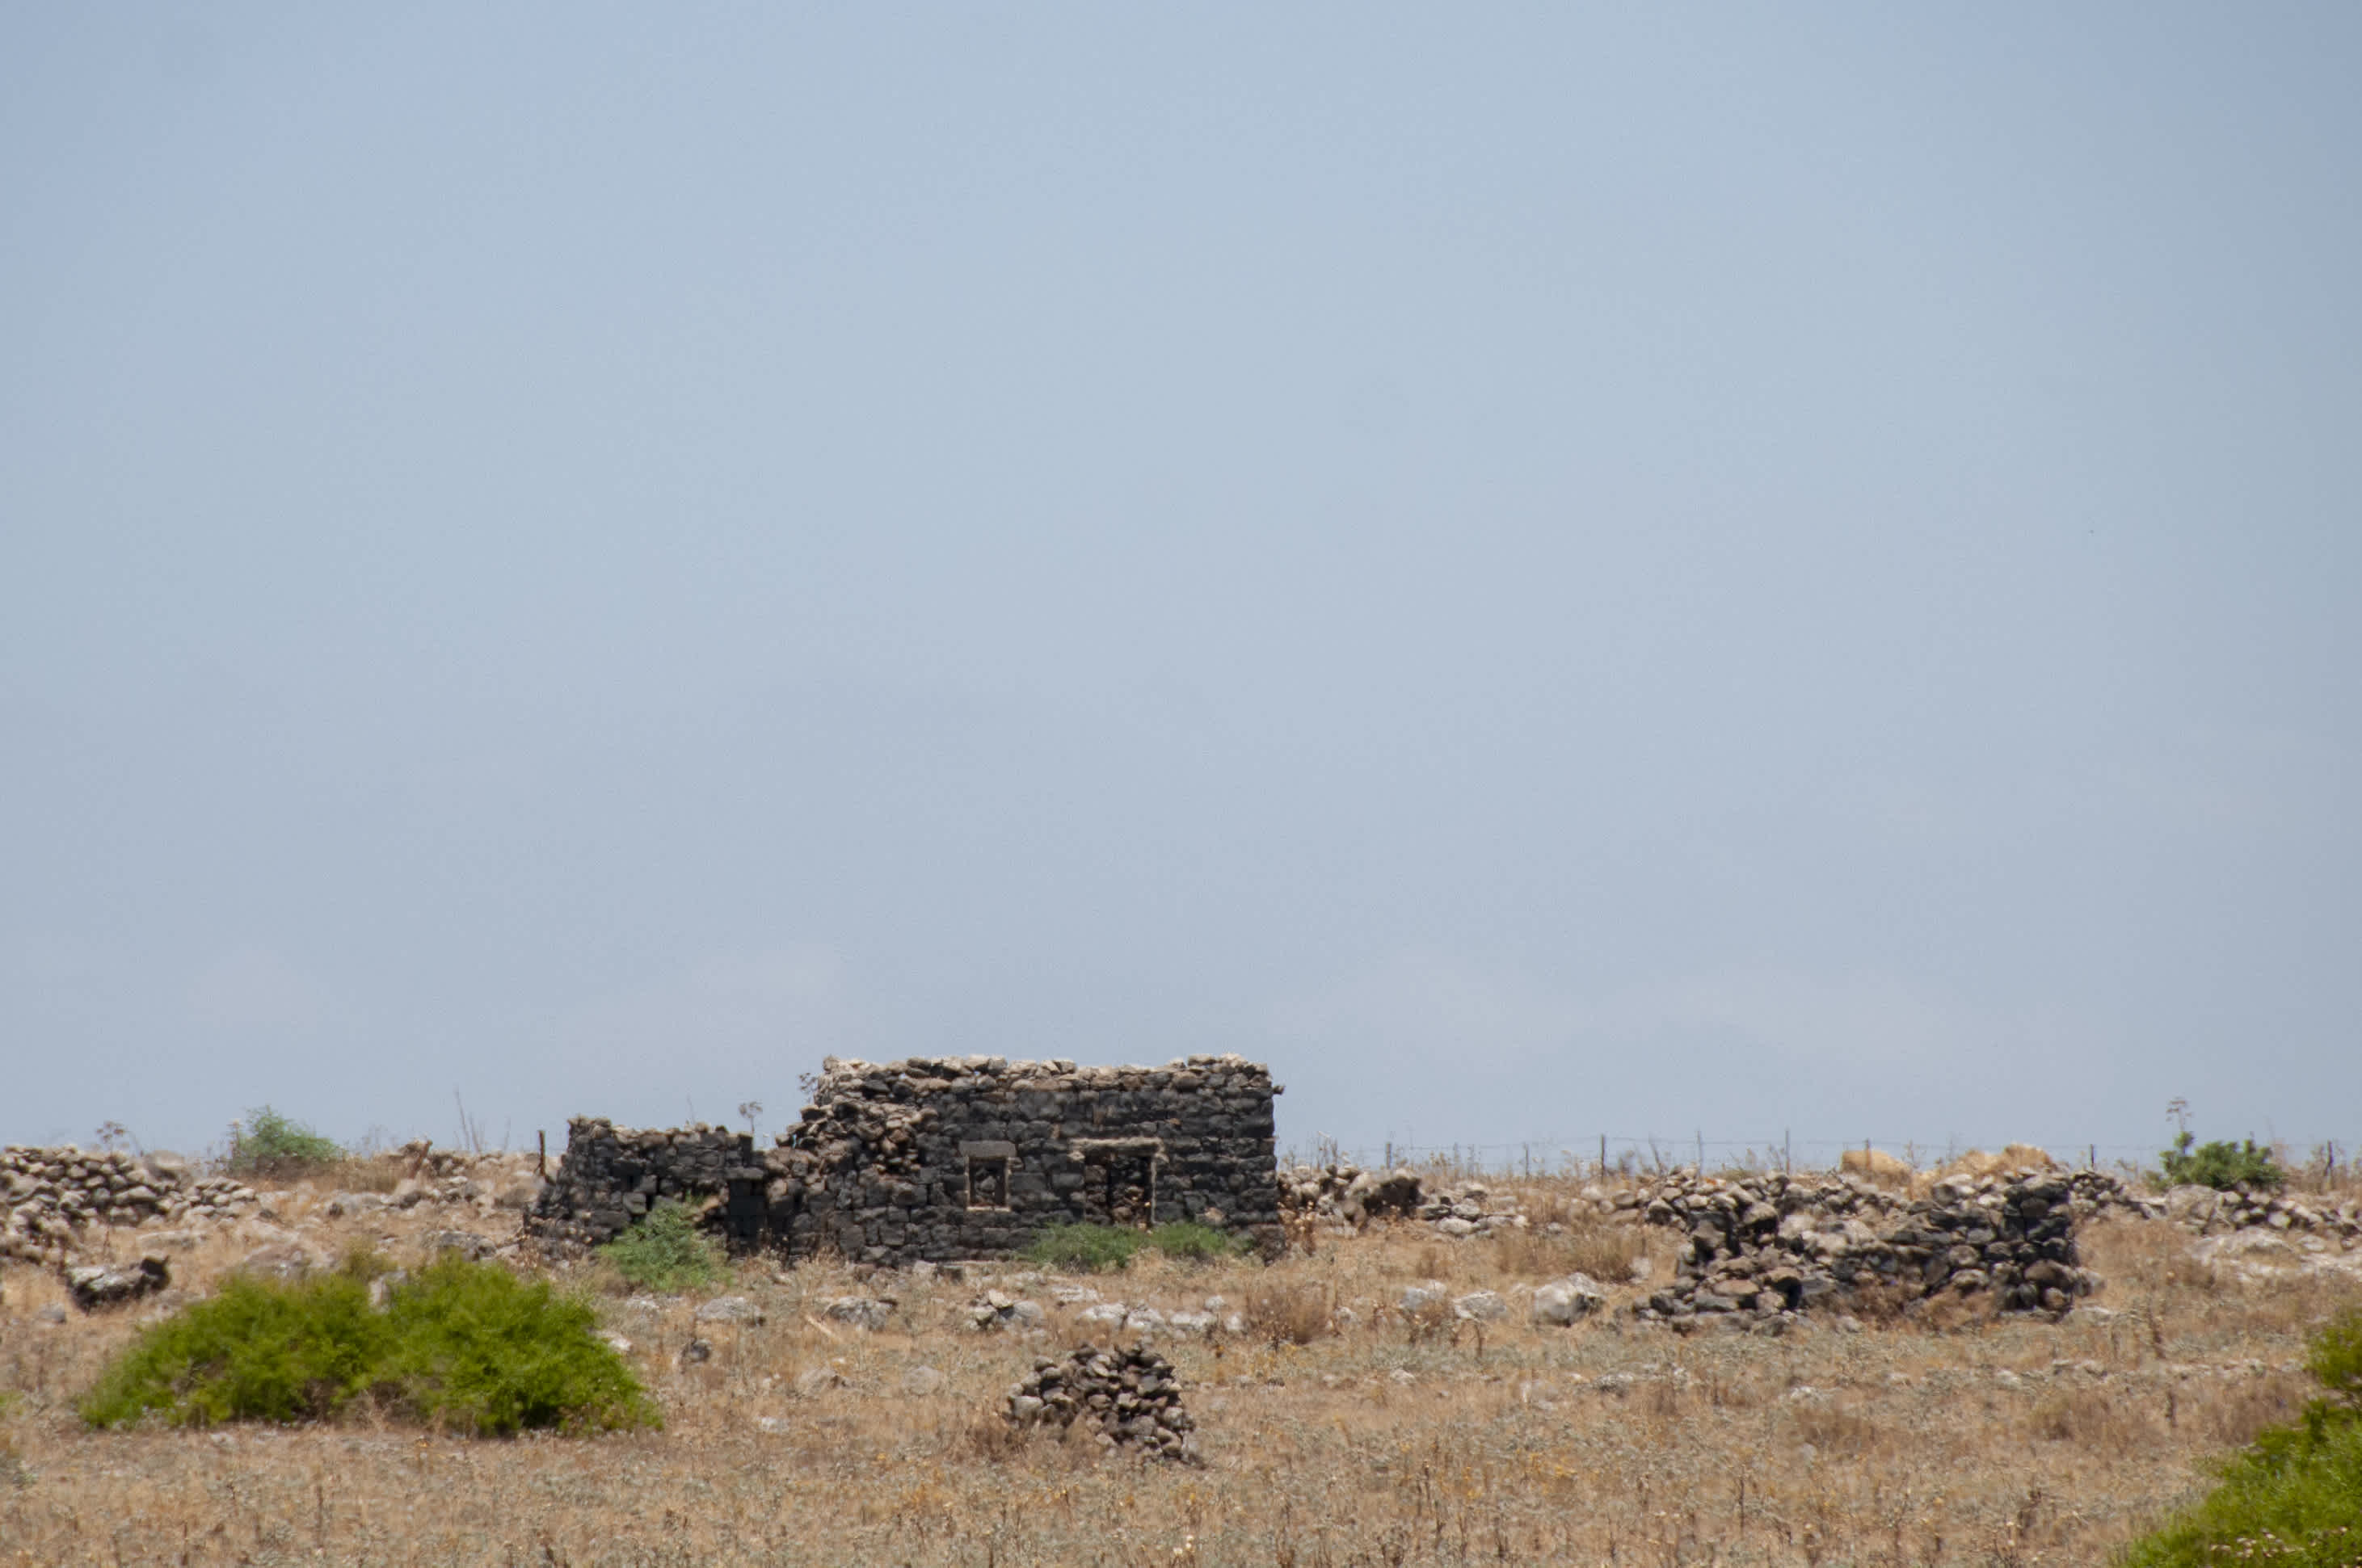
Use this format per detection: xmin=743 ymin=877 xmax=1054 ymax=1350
xmin=694 ymin=1294 xmax=764 ymax=1325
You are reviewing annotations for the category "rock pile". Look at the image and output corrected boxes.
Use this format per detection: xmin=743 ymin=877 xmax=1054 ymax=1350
xmin=1630 ymin=1168 xmax=2133 ymax=1330
xmin=2 ymin=1147 xmax=257 ymax=1265
xmin=1004 ymin=1344 xmax=1198 ymax=1461
xmin=1280 ymin=1162 xmax=1526 ymax=1238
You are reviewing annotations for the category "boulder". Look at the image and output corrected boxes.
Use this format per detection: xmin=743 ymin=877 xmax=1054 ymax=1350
xmin=1530 ymin=1273 xmax=1609 ymax=1326
xmin=694 ymin=1294 xmax=764 ymax=1325
xmin=65 ymin=1257 xmax=169 ymax=1311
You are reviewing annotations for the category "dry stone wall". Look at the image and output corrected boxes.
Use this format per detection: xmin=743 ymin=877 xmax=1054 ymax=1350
xmin=2 ymin=1146 xmax=256 ymax=1266
xmin=528 ymin=1054 xmax=1284 ymax=1266
xmin=1627 ymin=1167 xmax=2134 ymax=1330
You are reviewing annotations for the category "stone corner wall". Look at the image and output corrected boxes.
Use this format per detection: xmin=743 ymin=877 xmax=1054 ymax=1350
xmin=524 ymin=1119 xmax=768 ymax=1251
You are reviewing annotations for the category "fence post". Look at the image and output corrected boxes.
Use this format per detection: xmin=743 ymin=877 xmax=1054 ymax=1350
xmin=1695 ymin=1130 xmax=1704 ymax=1173
xmin=537 ymin=1129 xmax=546 ymax=1179
xmin=1598 ymin=1134 xmax=1606 ymax=1179
xmin=1783 ymin=1129 xmax=1791 ymax=1176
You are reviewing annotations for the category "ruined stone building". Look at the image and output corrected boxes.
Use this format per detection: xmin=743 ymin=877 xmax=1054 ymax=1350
xmin=528 ymin=1054 xmax=1283 ymax=1264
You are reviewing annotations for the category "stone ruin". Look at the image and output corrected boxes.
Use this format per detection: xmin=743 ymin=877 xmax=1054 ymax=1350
xmin=1626 ymin=1167 xmax=2138 ymax=1330
xmin=528 ymin=1054 xmax=1284 ymax=1266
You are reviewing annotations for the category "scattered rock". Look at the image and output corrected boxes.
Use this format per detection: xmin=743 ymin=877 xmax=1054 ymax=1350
xmin=823 ymin=1295 xmax=895 ymax=1330
xmin=694 ymin=1294 xmax=764 ymax=1325
xmin=678 ymin=1339 xmax=712 ymax=1367
xmin=423 ymin=1230 xmax=494 ymax=1261
xmin=794 ymin=1367 xmax=849 ymax=1397
xmin=237 ymin=1241 xmax=327 ymax=1281
xmin=967 ymin=1294 xmax=1046 ymax=1331
xmin=1452 ymin=1289 xmax=1507 ymax=1322
xmin=900 ymin=1365 xmax=948 ymax=1398
xmin=1530 ymin=1273 xmax=1609 ymax=1326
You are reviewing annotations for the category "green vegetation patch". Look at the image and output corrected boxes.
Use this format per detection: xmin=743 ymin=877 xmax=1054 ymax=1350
xmin=2159 ymin=1132 xmax=2286 ymax=1192
xmin=81 ymin=1255 xmax=655 ymax=1436
xmin=596 ymin=1200 xmax=726 ymax=1292
xmin=2120 ymin=1309 xmax=2362 ymax=1566
xmin=1145 ymin=1221 xmax=1248 ymax=1263
xmin=1022 ymin=1221 xmax=1250 ymax=1272
xmin=1022 ymin=1223 xmax=1147 ymax=1272
xmin=224 ymin=1104 xmax=345 ymax=1179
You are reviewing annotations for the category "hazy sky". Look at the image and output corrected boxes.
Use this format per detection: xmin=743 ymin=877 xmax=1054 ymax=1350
xmin=6 ymin=7 xmax=2358 ymax=1167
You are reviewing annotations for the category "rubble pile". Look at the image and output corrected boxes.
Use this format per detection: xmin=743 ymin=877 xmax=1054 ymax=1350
xmin=2 ymin=1147 xmax=257 ymax=1266
xmin=1004 ymin=1344 xmax=1198 ymax=1461
xmin=1279 ymin=1162 xmax=1526 ymax=1238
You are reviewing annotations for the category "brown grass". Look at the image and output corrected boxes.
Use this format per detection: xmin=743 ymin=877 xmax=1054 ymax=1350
xmin=1242 ymin=1282 xmax=1331 ymax=1347
xmin=2 ymin=1171 xmax=2357 ymax=1566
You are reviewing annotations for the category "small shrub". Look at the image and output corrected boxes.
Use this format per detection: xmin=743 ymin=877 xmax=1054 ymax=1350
xmin=224 ymin=1106 xmax=344 ymax=1179
xmin=1021 ymin=1224 xmax=1144 ymax=1273
xmin=80 ymin=1255 xmax=655 ymax=1436
xmin=596 ymin=1201 xmax=726 ymax=1293
xmin=1146 ymin=1222 xmax=1245 ymax=1263
xmin=2158 ymin=1132 xmax=2285 ymax=1192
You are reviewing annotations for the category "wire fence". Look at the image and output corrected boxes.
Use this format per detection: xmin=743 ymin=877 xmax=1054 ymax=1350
xmin=1278 ymin=1132 xmax=2356 ymax=1186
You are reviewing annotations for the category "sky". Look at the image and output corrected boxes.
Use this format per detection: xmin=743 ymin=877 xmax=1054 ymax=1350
xmin=4 ymin=6 xmax=2359 ymax=1169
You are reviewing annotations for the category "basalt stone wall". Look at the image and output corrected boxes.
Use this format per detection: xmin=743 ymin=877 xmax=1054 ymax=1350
xmin=528 ymin=1054 xmax=1283 ymax=1266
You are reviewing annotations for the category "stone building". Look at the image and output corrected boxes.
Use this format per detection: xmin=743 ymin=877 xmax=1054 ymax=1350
xmin=528 ymin=1053 xmax=1283 ymax=1264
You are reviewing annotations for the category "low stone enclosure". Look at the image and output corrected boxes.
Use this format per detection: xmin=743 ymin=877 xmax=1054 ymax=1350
xmin=528 ymin=1054 xmax=1286 ymax=1265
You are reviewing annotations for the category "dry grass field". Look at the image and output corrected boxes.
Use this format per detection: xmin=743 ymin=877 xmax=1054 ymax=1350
xmin=4 ymin=1175 xmax=2357 ymax=1567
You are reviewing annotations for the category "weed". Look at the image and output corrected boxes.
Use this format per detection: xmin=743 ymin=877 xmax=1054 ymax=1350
xmin=595 ymin=1200 xmax=726 ymax=1293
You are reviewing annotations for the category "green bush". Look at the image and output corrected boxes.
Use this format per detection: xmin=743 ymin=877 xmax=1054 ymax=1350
xmin=224 ymin=1105 xmax=344 ymax=1179
xmin=596 ymin=1200 xmax=726 ymax=1292
xmin=80 ymin=1268 xmax=394 ymax=1427
xmin=81 ymin=1255 xmax=655 ymax=1436
xmin=1021 ymin=1223 xmax=1146 ymax=1272
xmin=381 ymin=1255 xmax=657 ymax=1435
xmin=2120 ymin=1309 xmax=2362 ymax=1566
xmin=2159 ymin=1132 xmax=2286 ymax=1192
xmin=1146 ymin=1221 xmax=1247 ymax=1263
